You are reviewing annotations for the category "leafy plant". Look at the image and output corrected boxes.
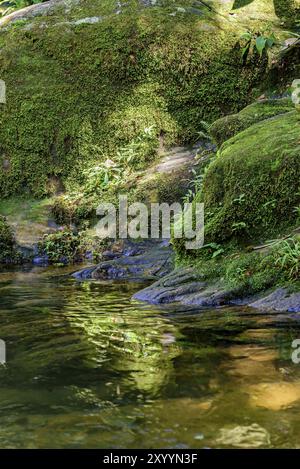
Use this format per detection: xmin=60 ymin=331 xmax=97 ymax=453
xmin=183 ymin=168 xmax=205 ymax=203
xmin=201 ymin=242 xmax=225 ymax=259
xmin=240 ymin=31 xmax=276 ymax=62
xmin=262 ymin=199 xmax=277 ymax=210
xmin=116 ymin=126 xmax=157 ymax=170
xmin=232 ymin=221 xmax=248 ymax=233
xmin=274 ymin=237 xmax=300 ymax=280
xmin=83 ymin=160 xmax=122 ymax=196
xmin=293 ymin=206 xmax=300 ymax=220
xmin=196 ymin=121 xmax=211 ymax=142
xmin=38 ymin=230 xmax=81 ymax=265
xmin=233 ymin=193 xmax=246 ymax=205
xmin=0 ymin=215 xmax=16 ymax=263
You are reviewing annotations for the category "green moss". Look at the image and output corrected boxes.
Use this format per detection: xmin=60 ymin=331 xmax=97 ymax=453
xmin=51 ymin=193 xmax=96 ymax=226
xmin=0 ymin=197 xmax=52 ymax=223
xmin=38 ymin=229 xmax=105 ymax=264
xmin=209 ymin=98 xmax=294 ymax=147
xmin=132 ymin=171 xmax=191 ymax=206
xmin=177 ymin=236 xmax=300 ymax=297
xmin=0 ymin=0 xmax=266 ymax=198
xmin=223 ymin=235 xmax=300 ymax=293
xmin=0 ymin=215 xmax=16 ymax=263
xmin=202 ymin=111 xmax=300 ymax=244
xmin=273 ymin=0 xmax=300 ymax=21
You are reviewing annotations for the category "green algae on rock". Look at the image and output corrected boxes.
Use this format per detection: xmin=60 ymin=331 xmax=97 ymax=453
xmin=0 ymin=214 xmax=17 ymax=262
xmin=201 ymin=110 xmax=300 ymax=244
xmin=0 ymin=0 xmax=267 ymax=198
xmin=209 ymin=98 xmax=294 ymax=147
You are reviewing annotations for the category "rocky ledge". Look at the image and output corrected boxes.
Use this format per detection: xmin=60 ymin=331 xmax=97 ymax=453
xmin=133 ymin=267 xmax=300 ymax=313
xmin=72 ymin=239 xmax=174 ymax=281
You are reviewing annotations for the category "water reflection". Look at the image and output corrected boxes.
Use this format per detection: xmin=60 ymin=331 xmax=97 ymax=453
xmin=0 ymin=266 xmax=300 ymax=448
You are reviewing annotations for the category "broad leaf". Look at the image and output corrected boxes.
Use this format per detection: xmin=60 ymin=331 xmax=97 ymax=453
xmin=255 ymin=36 xmax=267 ymax=56
xmin=232 ymin=0 xmax=255 ymax=9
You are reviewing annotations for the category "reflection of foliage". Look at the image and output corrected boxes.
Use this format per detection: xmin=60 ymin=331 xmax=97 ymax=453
xmin=64 ymin=288 xmax=182 ymax=396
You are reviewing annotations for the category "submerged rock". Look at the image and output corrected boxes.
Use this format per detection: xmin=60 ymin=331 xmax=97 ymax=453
xmin=216 ymin=424 xmax=271 ymax=449
xmin=248 ymin=382 xmax=300 ymax=411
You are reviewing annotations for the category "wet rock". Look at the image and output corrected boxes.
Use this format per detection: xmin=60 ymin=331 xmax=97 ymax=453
xmin=101 ymin=250 xmax=122 ymax=260
xmin=84 ymin=251 xmax=94 ymax=261
xmin=72 ymin=266 xmax=95 ymax=280
xmin=134 ymin=268 xmax=235 ymax=306
xmin=73 ymin=240 xmax=173 ymax=281
xmin=133 ymin=268 xmax=300 ymax=313
xmin=32 ymin=255 xmax=49 ymax=266
xmin=250 ymin=288 xmax=300 ymax=313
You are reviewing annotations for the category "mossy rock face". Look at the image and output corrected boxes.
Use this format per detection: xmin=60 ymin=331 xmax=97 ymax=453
xmin=209 ymin=98 xmax=294 ymax=147
xmin=232 ymin=0 xmax=300 ymax=23
xmin=0 ymin=0 xmax=268 ymax=198
xmin=201 ymin=110 xmax=300 ymax=244
xmin=0 ymin=215 xmax=15 ymax=262
xmin=273 ymin=0 xmax=300 ymax=21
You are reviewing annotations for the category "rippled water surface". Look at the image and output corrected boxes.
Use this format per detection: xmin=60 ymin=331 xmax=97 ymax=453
xmin=0 ymin=266 xmax=300 ymax=448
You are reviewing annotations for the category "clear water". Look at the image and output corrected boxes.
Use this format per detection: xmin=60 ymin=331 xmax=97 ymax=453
xmin=0 ymin=266 xmax=300 ymax=449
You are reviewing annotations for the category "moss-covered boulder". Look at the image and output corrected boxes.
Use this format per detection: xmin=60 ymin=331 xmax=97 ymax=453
xmin=0 ymin=215 xmax=15 ymax=262
xmin=202 ymin=110 xmax=300 ymax=244
xmin=0 ymin=0 xmax=271 ymax=199
xmin=209 ymin=98 xmax=294 ymax=147
xmin=273 ymin=0 xmax=300 ymax=21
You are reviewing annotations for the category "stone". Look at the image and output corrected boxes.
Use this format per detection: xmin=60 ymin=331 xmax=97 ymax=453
xmin=249 ymin=288 xmax=300 ymax=312
xmin=72 ymin=239 xmax=174 ymax=281
xmin=133 ymin=267 xmax=235 ymax=306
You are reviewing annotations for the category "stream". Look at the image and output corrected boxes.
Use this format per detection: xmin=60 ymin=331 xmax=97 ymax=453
xmin=0 ymin=266 xmax=300 ymax=448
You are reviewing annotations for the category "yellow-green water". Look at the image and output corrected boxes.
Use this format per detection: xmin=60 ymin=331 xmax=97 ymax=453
xmin=0 ymin=266 xmax=300 ymax=448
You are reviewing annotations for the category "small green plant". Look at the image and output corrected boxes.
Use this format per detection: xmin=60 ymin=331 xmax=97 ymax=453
xmin=183 ymin=169 xmax=205 ymax=203
xmin=262 ymin=199 xmax=277 ymax=210
xmin=201 ymin=242 xmax=225 ymax=259
xmin=116 ymin=126 xmax=157 ymax=170
xmin=196 ymin=121 xmax=211 ymax=142
xmin=83 ymin=160 xmax=122 ymax=196
xmin=39 ymin=229 xmax=106 ymax=265
xmin=274 ymin=237 xmax=300 ymax=280
xmin=293 ymin=206 xmax=300 ymax=220
xmin=233 ymin=193 xmax=246 ymax=205
xmin=39 ymin=230 xmax=82 ymax=265
xmin=232 ymin=221 xmax=248 ymax=233
xmin=240 ymin=31 xmax=276 ymax=62
xmin=0 ymin=215 xmax=15 ymax=262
